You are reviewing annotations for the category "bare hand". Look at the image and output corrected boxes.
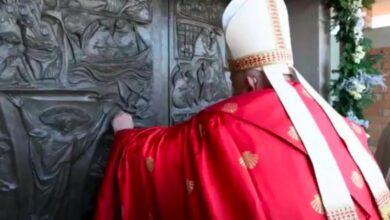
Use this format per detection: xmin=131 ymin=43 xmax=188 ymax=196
xmin=112 ymin=112 xmax=134 ymax=133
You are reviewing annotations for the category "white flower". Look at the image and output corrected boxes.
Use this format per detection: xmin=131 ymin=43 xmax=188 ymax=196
xmin=352 ymin=45 xmax=366 ymax=63
xmin=355 ymin=30 xmax=364 ymax=42
xmin=355 ymin=83 xmax=366 ymax=93
xmin=352 ymin=54 xmax=363 ymax=63
xmin=352 ymin=0 xmax=363 ymax=9
xmin=355 ymin=18 xmax=365 ymax=31
xmin=356 ymin=9 xmax=365 ymax=19
xmin=330 ymin=95 xmax=340 ymax=102
xmin=349 ymin=90 xmax=362 ymax=100
xmin=354 ymin=10 xmax=366 ymax=42
xmin=346 ymin=78 xmax=366 ymax=99
xmin=331 ymin=25 xmax=340 ymax=36
xmin=344 ymin=77 xmax=367 ymax=100
xmin=355 ymin=45 xmax=364 ymax=53
xmin=354 ymin=28 xmax=364 ymax=42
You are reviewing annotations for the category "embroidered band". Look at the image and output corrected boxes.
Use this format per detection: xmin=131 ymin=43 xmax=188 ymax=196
xmin=326 ymin=206 xmax=358 ymax=220
xmin=377 ymin=191 xmax=390 ymax=220
xmin=266 ymin=0 xmax=286 ymax=50
xmin=228 ymin=50 xmax=293 ymax=71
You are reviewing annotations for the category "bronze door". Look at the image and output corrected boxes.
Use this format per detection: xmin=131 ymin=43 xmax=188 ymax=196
xmin=0 ymin=0 xmax=230 ymax=219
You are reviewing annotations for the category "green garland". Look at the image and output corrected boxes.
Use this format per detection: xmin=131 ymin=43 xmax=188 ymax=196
xmin=328 ymin=0 xmax=384 ymax=128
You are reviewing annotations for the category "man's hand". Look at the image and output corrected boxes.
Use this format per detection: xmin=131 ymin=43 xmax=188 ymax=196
xmin=112 ymin=112 xmax=134 ymax=133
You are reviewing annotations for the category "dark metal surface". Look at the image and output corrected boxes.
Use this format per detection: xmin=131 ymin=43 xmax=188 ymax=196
xmin=0 ymin=0 xmax=230 ymax=219
xmin=169 ymin=0 xmax=231 ymax=123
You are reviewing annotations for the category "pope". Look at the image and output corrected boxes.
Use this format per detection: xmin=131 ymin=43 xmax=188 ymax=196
xmin=95 ymin=0 xmax=390 ymax=219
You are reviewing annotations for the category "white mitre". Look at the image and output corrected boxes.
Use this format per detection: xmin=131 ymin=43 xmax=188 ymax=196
xmin=222 ymin=0 xmax=292 ymax=73
xmin=223 ymin=1 xmax=390 ymax=219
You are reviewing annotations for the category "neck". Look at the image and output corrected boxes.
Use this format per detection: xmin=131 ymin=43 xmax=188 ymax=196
xmin=233 ymin=73 xmax=294 ymax=95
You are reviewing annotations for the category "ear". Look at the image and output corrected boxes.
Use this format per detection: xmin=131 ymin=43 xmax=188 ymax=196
xmin=246 ymin=75 xmax=257 ymax=91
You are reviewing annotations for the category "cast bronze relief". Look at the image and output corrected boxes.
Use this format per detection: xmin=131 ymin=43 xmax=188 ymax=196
xmin=0 ymin=0 xmax=229 ymax=219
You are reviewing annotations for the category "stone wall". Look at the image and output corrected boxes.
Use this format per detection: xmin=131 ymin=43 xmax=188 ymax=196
xmin=364 ymin=47 xmax=390 ymax=150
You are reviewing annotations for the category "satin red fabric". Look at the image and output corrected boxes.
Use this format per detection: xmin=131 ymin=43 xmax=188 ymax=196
xmin=95 ymin=83 xmax=381 ymax=220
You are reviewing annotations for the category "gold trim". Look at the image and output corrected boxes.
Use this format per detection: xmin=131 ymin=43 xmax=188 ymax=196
xmin=266 ymin=0 xmax=286 ymax=50
xmin=229 ymin=50 xmax=293 ymax=71
xmin=377 ymin=192 xmax=390 ymax=220
xmin=311 ymin=194 xmax=359 ymax=219
xmin=326 ymin=206 xmax=358 ymax=220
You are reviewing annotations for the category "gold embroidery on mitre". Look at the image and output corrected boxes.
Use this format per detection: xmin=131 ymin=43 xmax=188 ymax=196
xmin=221 ymin=102 xmax=238 ymax=113
xmin=228 ymin=0 xmax=294 ymax=72
xmin=377 ymin=192 xmax=390 ymax=220
xmin=351 ymin=123 xmax=363 ymax=135
xmin=351 ymin=171 xmax=364 ymax=189
xmin=145 ymin=157 xmax=155 ymax=172
xmin=266 ymin=0 xmax=286 ymax=50
xmin=288 ymin=126 xmax=300 ymax=141
xmin=311 ymin=194 xmax=325 ymax=215
xmin=239 ymin=151 xmax=259 ymax=169
xmin=228 ymin=50 xmax=293 ymax=71
xmin=186 ymin=179 xmax=195 ymax=195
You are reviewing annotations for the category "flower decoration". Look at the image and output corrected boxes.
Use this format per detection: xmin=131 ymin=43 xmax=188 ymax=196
xmin=328 ymin=0 xmax=385 ymax=128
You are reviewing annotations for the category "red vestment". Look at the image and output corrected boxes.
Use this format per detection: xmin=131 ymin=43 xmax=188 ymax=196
xmin=95 ymin=83 xmax=381 ymax=220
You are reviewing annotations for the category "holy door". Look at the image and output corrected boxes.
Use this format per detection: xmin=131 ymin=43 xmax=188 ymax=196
xmin=0 ymin=0 xmax=230 ymax=219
